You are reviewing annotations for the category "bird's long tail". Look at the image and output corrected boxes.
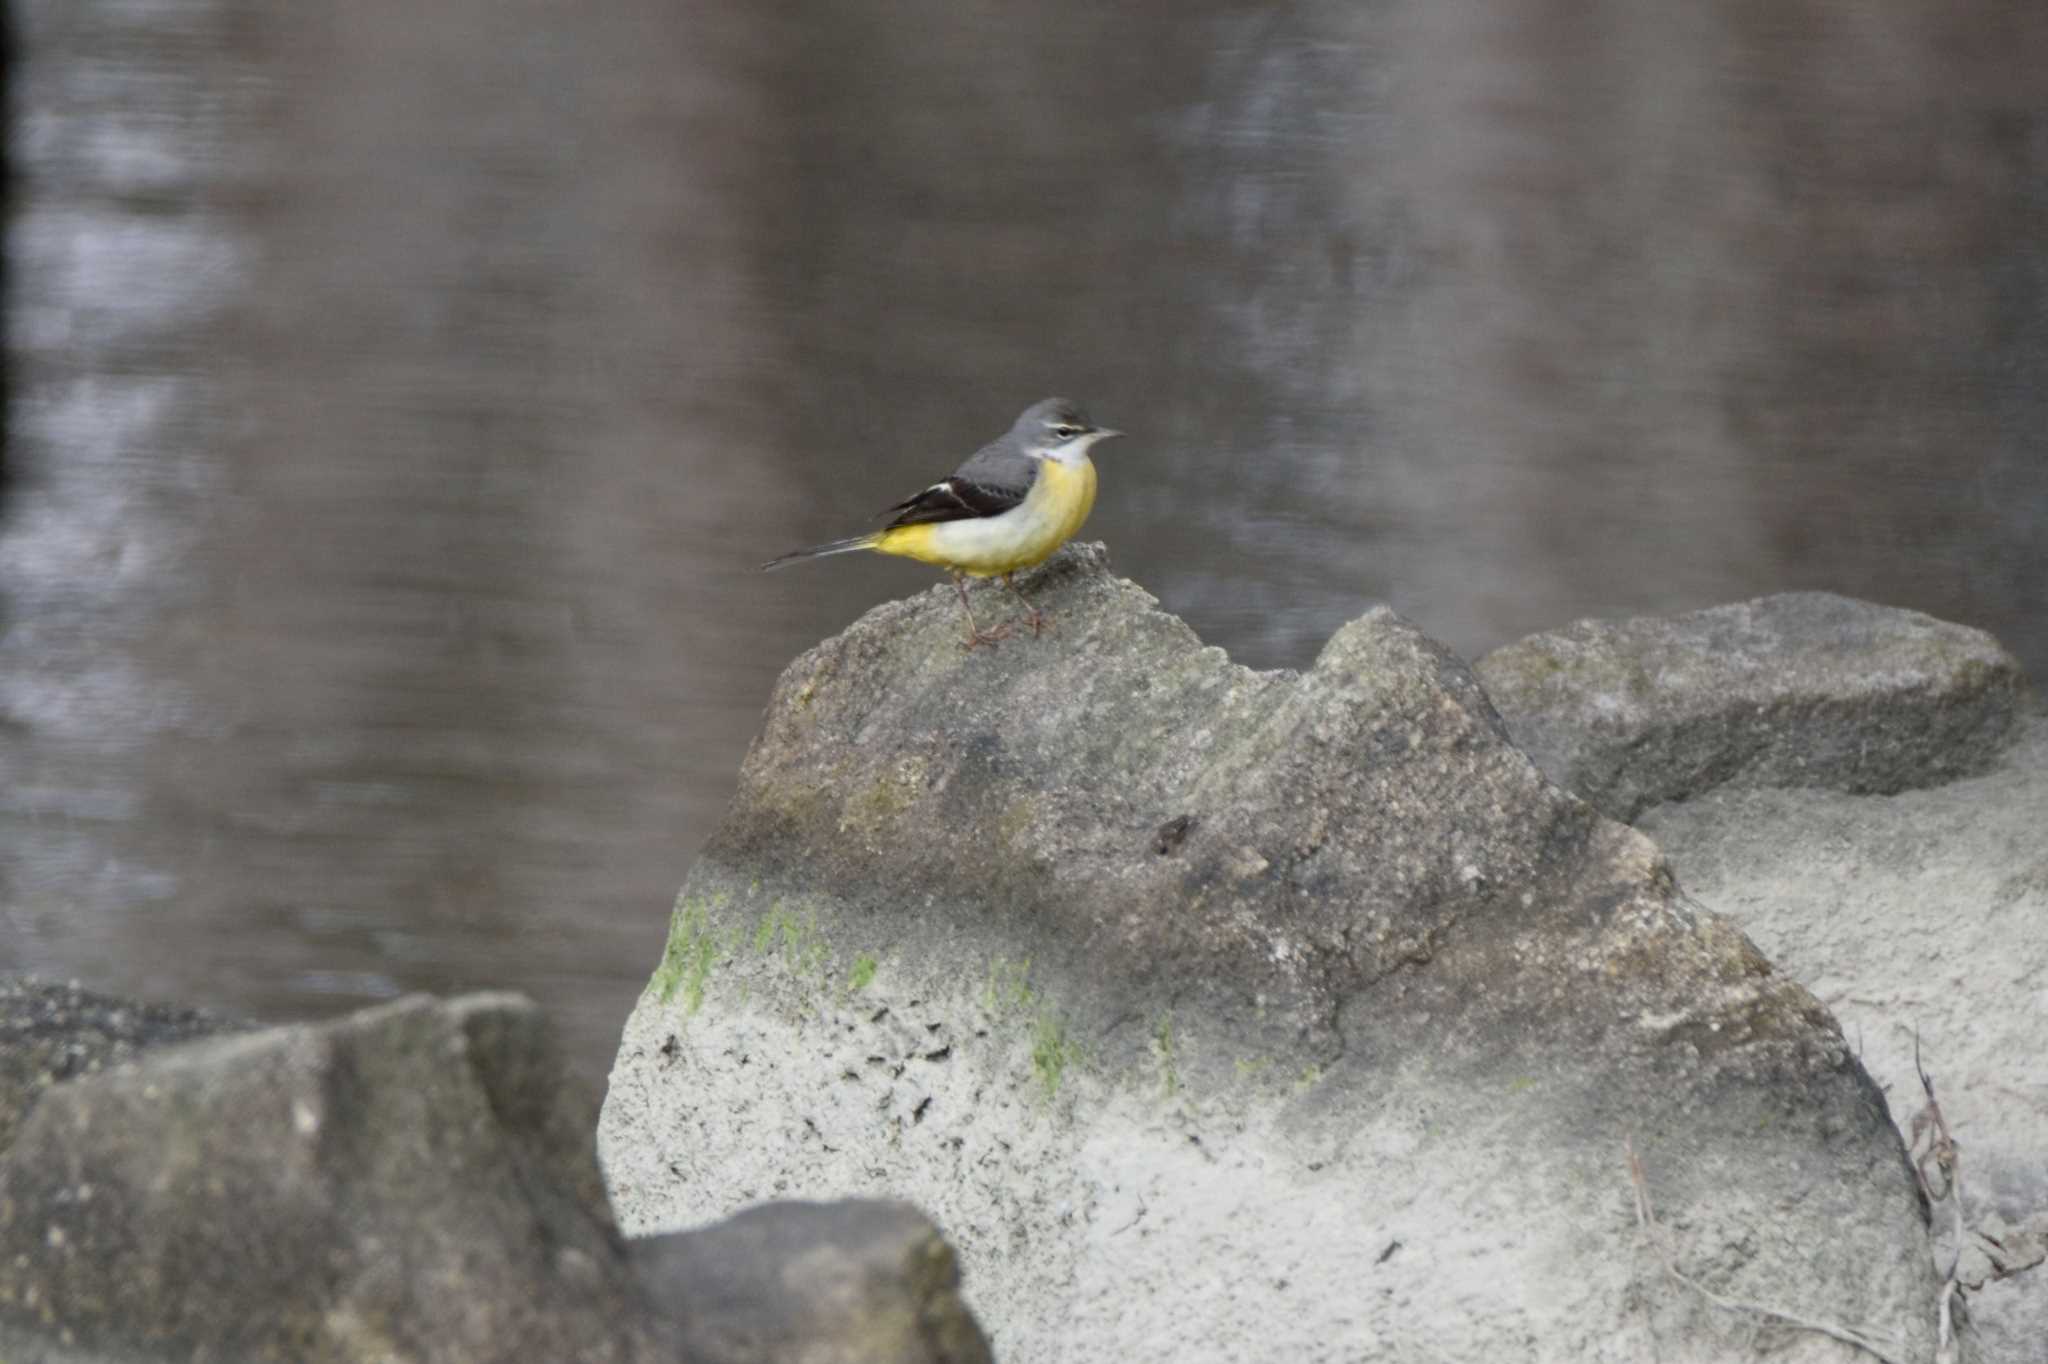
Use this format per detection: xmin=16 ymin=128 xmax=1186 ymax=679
xmin=759 ymin=534 xmax=880 ymax=571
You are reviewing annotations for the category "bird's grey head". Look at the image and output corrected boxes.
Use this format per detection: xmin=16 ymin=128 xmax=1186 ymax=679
xmin=1012 ymin=397 xmax=1121 ymax=466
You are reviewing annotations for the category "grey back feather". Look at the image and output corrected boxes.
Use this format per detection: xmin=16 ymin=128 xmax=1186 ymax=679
xmin=950 ymin=435 xmax=1040 ymax=497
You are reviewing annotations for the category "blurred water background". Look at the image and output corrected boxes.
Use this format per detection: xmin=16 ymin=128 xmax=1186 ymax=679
xmin=5 ymin=0 xmax=2046 ymax=1075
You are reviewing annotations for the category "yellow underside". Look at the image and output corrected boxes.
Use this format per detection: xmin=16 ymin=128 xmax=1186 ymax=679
xmin=871 ymin=456 xmax=1097 ymax=577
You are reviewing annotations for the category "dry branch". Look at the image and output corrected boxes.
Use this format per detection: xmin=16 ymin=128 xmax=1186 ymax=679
xmin=1907 ymin=1036 xmax=1964 ymax=1364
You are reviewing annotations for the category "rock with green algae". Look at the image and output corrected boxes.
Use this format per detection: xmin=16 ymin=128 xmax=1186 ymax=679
xmin=600 ymin=543 xmax=1943 ymax=1364
xmin=1475 ymin=590 xmax=2026 ymax=821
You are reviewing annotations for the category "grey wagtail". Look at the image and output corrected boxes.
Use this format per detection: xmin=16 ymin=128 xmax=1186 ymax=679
xmin=762 ymin=398 xmax=1121 ymax=648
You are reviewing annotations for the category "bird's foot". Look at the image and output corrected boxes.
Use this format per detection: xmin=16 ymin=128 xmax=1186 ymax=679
xmin=962 ymin=621 xmax=1014 ymax=651
xmin=996 ymin=571 xmax=1053 ymax=638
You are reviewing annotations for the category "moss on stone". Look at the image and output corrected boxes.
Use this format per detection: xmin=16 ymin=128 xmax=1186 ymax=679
xmin=838 ymin=755 xmax=929 ymax=837
xmin=1152 ymin=1014 xmax=1180 ymax=1097
xmin=1030 ymin=1010 xmax=1080 ymax=1099
xmin=651 ymin=894 xmax=725 ymax=1013
xmin=982 ymin=957 xmax=1036 ymax=1014
xmin=747 ymin=903 xmax=830 ymax=980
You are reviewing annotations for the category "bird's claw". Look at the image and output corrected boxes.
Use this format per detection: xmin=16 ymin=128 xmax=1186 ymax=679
xmin=962 ymin=621 xmax=1014 ymax=651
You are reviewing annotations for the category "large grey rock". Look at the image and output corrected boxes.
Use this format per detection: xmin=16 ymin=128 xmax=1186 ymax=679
xmin=635 ymin=1200 xmax=992 ymax=1364
xmin=601 ymin=544 xmax=1941 ymax=1363
xmin=1639 ymin=708 xmax=2048 ymax=1364
xmin=1475 ymin=591 xmax=2026 ymax=820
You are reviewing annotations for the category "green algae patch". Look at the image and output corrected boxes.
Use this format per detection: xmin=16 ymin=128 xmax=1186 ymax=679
xmin=837 ymin=755 xmax=930 ymax=838
xmin=651 ymin=893 xmax=724 ymax=1012
xmin=655 ymin=891 xmax=1134 ymax=1102
xmin=1152 ymin=1013 xmax=1180 ymax=1097
xmin=652 ymin=885 xmax=904 ymax=1025
xmin=752 ymin=902 xmax=830 ymax=979
xmin=982 ymin=957 xmax=1037 ymax=1013
xmin=976 ymin=956 xmax=1084 ymax=1100
xmin=1030 ymin=1010 xmax=1081 ymax=1099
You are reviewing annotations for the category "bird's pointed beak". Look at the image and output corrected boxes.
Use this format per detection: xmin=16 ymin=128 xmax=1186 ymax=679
xmin=1093 ymin=428 xmax=1123 ymax=442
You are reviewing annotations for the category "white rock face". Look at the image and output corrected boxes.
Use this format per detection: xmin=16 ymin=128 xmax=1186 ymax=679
xmin=608 ymin=982 xmax=1804 ymax=1363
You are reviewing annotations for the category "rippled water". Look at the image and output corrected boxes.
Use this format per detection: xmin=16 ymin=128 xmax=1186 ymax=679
xmin=6 ymin=0 xmax=2046 ymax=1074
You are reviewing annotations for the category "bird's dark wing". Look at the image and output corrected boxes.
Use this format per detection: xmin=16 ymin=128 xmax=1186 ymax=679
xmin=880 ymin=474 xmax=1030 ymax=528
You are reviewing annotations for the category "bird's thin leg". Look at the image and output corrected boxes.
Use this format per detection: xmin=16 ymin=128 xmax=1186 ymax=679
xmin=953 ymin=572 xmax=1011 ymax=649
xmin=1000 ymin=572 xmax=1050 ymax=636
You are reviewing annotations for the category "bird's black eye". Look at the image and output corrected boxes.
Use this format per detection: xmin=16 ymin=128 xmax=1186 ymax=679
xmin=1053 ymin=424 xmax=1081 ymax=439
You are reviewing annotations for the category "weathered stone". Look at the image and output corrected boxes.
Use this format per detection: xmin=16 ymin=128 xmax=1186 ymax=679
xmin=634 ymin=1200 xmax=992 ymax=1364
xmin=601 ymin=544 xmax=1940 ymax=1363
xmin=1475 ymin=591 xmax=2026 ymax=820
xmin=0 ymin=986 xmax=995 ymax=1364
xmin=1639 ymin=709 xmax=2048 ymax=1364
xmin=0 ymin=978 xmax=244 ymax=1157
xmin=0 ymin=993 xmax=677 ymax=1363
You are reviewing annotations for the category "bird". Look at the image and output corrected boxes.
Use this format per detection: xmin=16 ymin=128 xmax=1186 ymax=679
xmin=761 ymin=398 xmax=1121 ymax=648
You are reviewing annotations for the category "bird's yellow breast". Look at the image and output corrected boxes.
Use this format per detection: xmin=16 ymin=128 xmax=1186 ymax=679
xmin=874 ymin=456 xmax=1097 ymax=577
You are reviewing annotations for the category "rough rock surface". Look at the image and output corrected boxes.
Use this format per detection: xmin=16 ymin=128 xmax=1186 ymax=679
xmin=0 ymin=992 xmax=673 ymax=1362
xmin=0 ymin=978 xmax=244 ymax=1156
xmin=601 ymin=544 xmax=1940 ymax=1364
xmin=636 ymin=1199 xmax=992 ymax=1364
xmin=0 ymin=985 xmax=990 ymax=1364
xmin=1640 ymin=708 xmax=2048 ymax=1364
xmin=1475 ymin=591 xmax=2025 ymax=820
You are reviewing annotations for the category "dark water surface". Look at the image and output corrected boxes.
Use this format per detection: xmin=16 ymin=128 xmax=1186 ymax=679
xmin=6 ymin=0 xmax=2047 ymax=1074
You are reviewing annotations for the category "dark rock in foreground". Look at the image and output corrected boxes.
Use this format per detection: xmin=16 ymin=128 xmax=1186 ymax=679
xmin=0 ymin=978 xmax=244 ymax=1156
xmin=601 ymin=544 xmax=1940 ymax=1363
xmin=1 ymin=992 xmax=666 ymax=1362
xmin=637 ymin=1200 xmax=992 ymax=1364
xmin=1476 ymin=591 xmax=2025 ymax=820
xmin=0 ymin=988 xmax=988 ymax=1364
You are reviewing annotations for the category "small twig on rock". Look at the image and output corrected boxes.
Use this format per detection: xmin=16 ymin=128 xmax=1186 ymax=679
xmin=1907 ymin=1033 xmax=1958 ymax=1206
xmin=1907 ymin=1033 xmax=1966 ymax=1364
xmin=1625 ymin=1138 xmax=1913 ymax=1364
